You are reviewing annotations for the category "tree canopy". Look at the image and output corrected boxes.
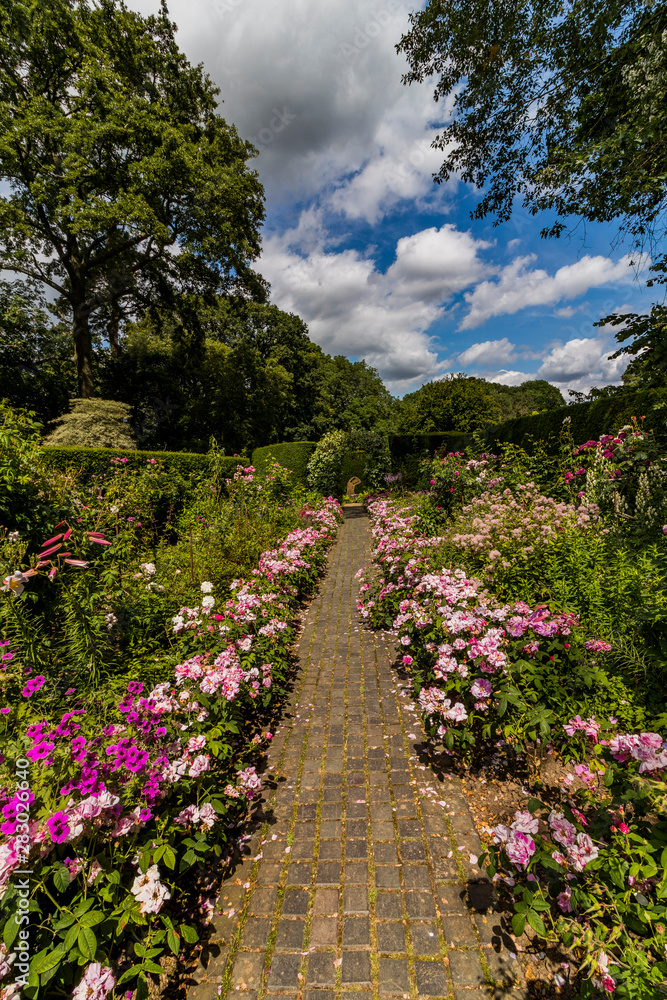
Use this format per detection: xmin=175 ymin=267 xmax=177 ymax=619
xmin=398 ymin=0 xmax=667 ymax=388
xmin=0 ymin=0 xmax=266 ymax=397
xmin=398 ymin=0 xmax=667 ymax=247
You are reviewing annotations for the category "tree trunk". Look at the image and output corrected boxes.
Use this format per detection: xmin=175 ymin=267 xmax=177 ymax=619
xmin=73 ymin=304 xmax=94 ymax=398
xmin=109 ymin=300 xmax=121 ymax=358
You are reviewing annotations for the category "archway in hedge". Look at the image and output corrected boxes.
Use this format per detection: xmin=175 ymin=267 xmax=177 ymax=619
xmin=306 ymin=430 xmax=390 ymax=497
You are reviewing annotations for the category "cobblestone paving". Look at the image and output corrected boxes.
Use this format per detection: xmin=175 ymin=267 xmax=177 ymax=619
xmin=189 ymin=507 xmax=526 ymax=1000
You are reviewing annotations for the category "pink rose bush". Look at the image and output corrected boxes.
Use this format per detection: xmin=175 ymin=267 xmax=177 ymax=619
xmin=0 ymin=481 xmax=343 ymax=1000
xmin=358 ymin=497 xmax=611 ymax=754
xmin=359 ymin=491 xmax=667 ymax=994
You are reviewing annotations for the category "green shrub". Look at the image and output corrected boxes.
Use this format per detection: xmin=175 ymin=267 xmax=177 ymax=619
xmin=0 ymin=402 xmax=62 ymax=542
xmin=306 ymin=430 xmax=348 ymax=495
xmin=43 ymin=398 xmax=137 ymax=448
xmin=252 ymin=441 xmax=317 ymax=486
xmin=40 ymin=446 xmax=243 ymax=482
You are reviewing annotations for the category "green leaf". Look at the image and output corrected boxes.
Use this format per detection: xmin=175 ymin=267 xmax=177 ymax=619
xmin=3 ymin=914 xmax=19 ymax=949
xmin=512 ymin=912 xmax=526 ymax=937
xmin=64 ymin=924 xmax=80 ymax=952
xmin=143 ymin=961 xmax=166 ymax=975
xmin=32 ymin=947 xmax=65 ymax=974
xmin=53 ymin=865 xmax=71 ymax=892
xmin=526 ymin=910 xmax=547 ymax=937
xmin=79 ymin=910 xmax=105 ymax=928
xmin=77 ymin=925 xmax=97 ymax=960
xmin=167 ymin=928 xmax=180 ymax=955
xmin=498 ymin=698 xmax=508 ymax=717
xmin=180 ymin=923 xmax=200 ymax=944
xmin=162 ymin=846 xmax=176 ymax=870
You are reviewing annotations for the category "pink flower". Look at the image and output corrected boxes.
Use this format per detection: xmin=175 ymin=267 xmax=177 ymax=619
xmin=238 ymin=766 xmax=262 ymax=800
xmin=72 ymin=962 xmax=116 ymax=1000
xmin=174 ymin=804 xmax=199 ymax=826
xmin=505 ymin=830 xmax=535 ymax=868
xmin=188 ymin=754 xmax=210 ymax=778
xmin=22 ymin=675 xmax=46 ymax=697
xmin=471 ymin=678 xmax=492 ymax=700
xmin=557 ymin=889 xmax=573 ymax=913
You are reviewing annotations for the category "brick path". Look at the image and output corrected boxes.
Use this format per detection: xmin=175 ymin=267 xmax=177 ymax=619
xmin=188 ymin=507 xmax=525 ymax=1000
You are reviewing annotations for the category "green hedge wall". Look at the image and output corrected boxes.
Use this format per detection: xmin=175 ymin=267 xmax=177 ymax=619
xmin=487 ymin=388 xmax=667 ymax=453
xmin=41 ymin=446 xmax=244 ymax=481
xmin=251 ymin=441 xmax=317 ymax=487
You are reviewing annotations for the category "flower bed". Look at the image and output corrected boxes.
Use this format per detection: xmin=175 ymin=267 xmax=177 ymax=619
xmin=0 ymin=493 xmax=342 ymax=1000
xmin=358 ymin=493 xmax=667 ymax=998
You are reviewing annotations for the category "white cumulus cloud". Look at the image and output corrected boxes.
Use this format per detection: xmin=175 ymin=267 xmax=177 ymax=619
xmin=456 ymin=338 xmax=518 ymax=368
xmin=459 ymin=254 xmax=640 ymax=330
xmin=260 ymin=219 xmax=491 ymax=389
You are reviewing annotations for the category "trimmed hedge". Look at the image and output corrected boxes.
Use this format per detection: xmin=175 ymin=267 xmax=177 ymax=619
xmin=251 ymin=441 xmax=317 ymax=487
xmin=40 ymin=446 xmax=244 ymax=481
xmin=487 ymin=388 xmax=667 ymax=453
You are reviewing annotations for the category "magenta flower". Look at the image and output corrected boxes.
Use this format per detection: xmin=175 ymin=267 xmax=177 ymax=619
xmin=22 ymin=675 xmax=46 ymax=697
xmin=47 ymin=811 xmax=70 ymax=843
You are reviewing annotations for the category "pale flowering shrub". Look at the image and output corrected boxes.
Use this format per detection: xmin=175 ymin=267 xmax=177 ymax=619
xmin=484 ymin=721 xmax=667 ymax=997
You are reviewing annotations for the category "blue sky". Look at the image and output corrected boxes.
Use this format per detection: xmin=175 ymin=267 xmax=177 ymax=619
xmin=131 ymin=0 xmax=655 ymax=397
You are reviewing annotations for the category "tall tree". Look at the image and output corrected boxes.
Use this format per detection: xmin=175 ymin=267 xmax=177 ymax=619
xmin=397 ymin=374 xmax=500 ymax=433
xmin=0 ymin=0 xmax=266 ymax=397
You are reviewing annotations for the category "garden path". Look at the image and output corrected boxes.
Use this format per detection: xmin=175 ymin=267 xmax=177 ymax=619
xmin=188 ymin=507 xmax=524 ymax=1000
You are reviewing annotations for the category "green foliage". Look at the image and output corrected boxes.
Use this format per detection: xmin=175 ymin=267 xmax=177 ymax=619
xmin=398 ymin=374 xmax=500 ymax=433
xmin=0 ymin=0 xmax=266 ymax=396
xmin=310 ymin=355 xmax=399 ymax=436
xmin=490 ymin=379 xmax=565 ymax=420
xmin=398 ymin=0 xmax=667 ymax=245
xmin=489 ymin=387 xmax=667 ymax=454
xmin=0 ymin=402 xmax=59 ymax=541
xmin=251 ymin=442 xmax=317 ymax=486
xmin=0 ymin=278 xmax=74 ymax=427
xmin=43 ymin=399 xmax=136 ymax=449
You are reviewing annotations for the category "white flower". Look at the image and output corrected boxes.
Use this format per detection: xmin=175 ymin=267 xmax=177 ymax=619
xmin=7 ymin=532 xmax=19 ymax=543
xmin=1 ymin=571 xmax=26 ymax=596
xmin=140 ymin=562 xmax=156 ymax=576
xmin=200 ymin=581 xmax=214 ymax=593
xmin=110 ymin=506 xmax=119 ymax=514
xmin=201 ymin=595 xmax=215 ymax=609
